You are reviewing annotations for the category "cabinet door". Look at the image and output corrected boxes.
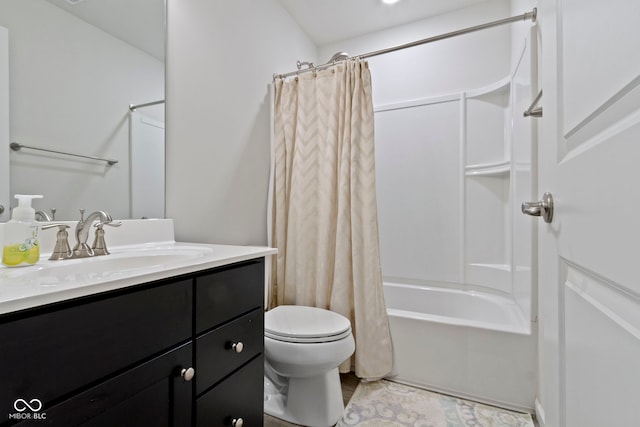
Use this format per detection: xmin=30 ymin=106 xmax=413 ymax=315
xmin=0 ymin=279 xmax=192 ymax=418
xmin=13 ymin=344 xmax=193 ymax=427
xmin=196 ymin=356 xmax=263 ymax=427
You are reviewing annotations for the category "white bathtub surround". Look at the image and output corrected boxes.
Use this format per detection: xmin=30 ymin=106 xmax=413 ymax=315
xmin=358 ymin=17 xmax=538 ymax=412
xmin=270 ymin=59 xmax=392 ymax=380
xmin=338 ymin=379 xmax=534 ymax=427
xmin=384 ymin=282 xmax=536 ymax=411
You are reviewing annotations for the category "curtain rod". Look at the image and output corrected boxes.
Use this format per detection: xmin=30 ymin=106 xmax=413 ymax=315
xmin=129 ymin=100 xmax=165 ymax=111
xmin=273 ymin=8 xmax=537 ymax=81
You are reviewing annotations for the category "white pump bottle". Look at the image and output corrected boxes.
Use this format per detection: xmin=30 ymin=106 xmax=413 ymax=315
xmin=2 ymin=194 xmax=43 ymax=267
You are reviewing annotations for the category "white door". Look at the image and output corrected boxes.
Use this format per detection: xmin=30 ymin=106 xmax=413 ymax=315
xmin=0 ymin=26 xmax=9 ymax=221
xmin=537 ymin=0 xmax=640 ymax=426
xmin=130 ymin=111 xmax=165 ymax=219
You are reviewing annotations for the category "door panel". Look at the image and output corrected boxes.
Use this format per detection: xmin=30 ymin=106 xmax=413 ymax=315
xmin=564 ymin=264 xmax=640 ymax=427
xmin=539 ymin=0 xmax=640 ymax=426
xmin=557 ymin=119 xmax=640 ymax=288
xmin=562 ymin=0 xmax=640 ymax=133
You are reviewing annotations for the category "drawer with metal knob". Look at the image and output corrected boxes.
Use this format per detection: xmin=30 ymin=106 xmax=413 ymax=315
xmin=195 ymin=308 xmax=263 ymax=395
xmin=196 ymin=355 xmax=263 ymax=426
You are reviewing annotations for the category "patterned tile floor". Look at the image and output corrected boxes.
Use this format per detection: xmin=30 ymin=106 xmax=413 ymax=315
xmin=338 ymin=380 xmax=535 ymax=427
xmin=264 ymin=373 xmax=538 ymax=427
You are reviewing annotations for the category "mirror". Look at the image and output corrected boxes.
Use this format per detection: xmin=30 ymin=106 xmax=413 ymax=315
xmin=0 ymin=0 xmax=165 ymax=220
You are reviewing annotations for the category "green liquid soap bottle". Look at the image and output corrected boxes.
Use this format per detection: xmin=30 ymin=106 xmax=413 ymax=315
xmin=2 ymin=194 xmax=43 ymax=267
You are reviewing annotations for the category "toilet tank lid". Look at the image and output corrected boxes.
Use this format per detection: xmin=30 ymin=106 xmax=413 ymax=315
xmin=265 ymin=305 xmax=351 ymax=339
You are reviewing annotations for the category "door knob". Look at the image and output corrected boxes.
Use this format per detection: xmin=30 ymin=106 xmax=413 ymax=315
xmin=521 ymin=192 xmax=553 ymax=223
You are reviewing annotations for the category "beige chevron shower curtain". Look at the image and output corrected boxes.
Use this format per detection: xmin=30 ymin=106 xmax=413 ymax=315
xmin=270 ymin=59 xmax=393 ymax=379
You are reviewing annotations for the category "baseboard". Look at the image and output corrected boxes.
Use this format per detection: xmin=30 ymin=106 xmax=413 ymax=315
xmin=534 ymin=398 xmax=546 ymax=427
xmin=386 ymin=376 xmax=534 ymax=414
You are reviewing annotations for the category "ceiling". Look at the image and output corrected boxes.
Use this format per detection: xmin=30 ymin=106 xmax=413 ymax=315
xmin=42 ymin=0 xmax=492 ymax=61
xmin=277 ymin=0 xmax=492 ymax=46
xmin=45 ymin=0 xmax=165 ymax=61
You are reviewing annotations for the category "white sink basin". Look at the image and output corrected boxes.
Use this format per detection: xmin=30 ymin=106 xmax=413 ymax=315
xmin=0 ymin=244 xmax=215 ymax=284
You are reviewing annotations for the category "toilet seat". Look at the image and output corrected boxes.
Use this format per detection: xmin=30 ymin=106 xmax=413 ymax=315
xmin=265 ymin=305 xmax=352 ymax=343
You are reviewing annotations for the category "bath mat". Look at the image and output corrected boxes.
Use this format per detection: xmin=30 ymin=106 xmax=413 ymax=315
xmin=337 ymin=379 xmax=534 ymax=427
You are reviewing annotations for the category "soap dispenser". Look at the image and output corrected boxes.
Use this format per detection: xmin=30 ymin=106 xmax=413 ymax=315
xmin=2 ymin=194 xmax=43 ymax=267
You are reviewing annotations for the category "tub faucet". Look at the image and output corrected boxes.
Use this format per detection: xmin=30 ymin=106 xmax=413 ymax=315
xmin=72 ymin=209 xmax=113 ymax=258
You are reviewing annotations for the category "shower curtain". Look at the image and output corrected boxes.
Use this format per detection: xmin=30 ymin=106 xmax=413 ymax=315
xmin=270 ymin=59 xmax=393 ymax=379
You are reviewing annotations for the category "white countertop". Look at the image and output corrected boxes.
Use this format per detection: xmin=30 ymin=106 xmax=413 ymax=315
xmin=0 ymin=219 xmax=276 ymax=315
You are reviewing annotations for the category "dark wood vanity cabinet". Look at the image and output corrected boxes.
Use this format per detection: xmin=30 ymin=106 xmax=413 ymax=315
xmin=0 ymin=258 xmax=265 ymax=427
xmin=194 ymin=261 xmax=265 ymax=426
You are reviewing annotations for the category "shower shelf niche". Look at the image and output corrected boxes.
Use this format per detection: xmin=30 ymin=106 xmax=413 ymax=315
xmin=465 ymin=160 xmax=511 ymax=176
xmin=463 ymin=75 xmax=512 ymax=294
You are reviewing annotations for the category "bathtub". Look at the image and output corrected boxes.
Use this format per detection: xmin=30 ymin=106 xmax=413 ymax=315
xmin=383 ymin=282 xmax=536 ymax=412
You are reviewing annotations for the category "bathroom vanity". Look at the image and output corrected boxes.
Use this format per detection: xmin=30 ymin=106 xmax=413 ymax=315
xmin=0 ymin=219 xmax=275 ymax=426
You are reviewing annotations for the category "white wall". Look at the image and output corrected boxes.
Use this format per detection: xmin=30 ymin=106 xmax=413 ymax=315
xmin=319 ymin=0 xmax=512 ymax=106
xmin=165 ymin=0 xmax=316 ymax=245
xmin=0 ymin=0 xmax=164 ymax=220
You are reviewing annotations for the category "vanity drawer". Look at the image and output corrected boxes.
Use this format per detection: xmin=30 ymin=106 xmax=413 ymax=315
xmin=196 ymin=355 xmax=264 ymax=427
xmin=196 ymin=308 xmax=263 ymax=395
xmin=0 ymin=279 xmax=192 ymax=418
xmin=195 ymin=259 xmax=264 ymax=334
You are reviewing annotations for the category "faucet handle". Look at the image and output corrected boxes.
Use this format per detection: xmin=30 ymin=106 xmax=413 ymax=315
xmin=41 ymin=223 xmax=69 ymax=231
xmin=95 ymin=220 xmax=122 ymax=228
xmin=79 ymin=208 xmax=85 ymax=221
xmin=42 ymin=224 xmax=72 ymax=260
xmin=92 ymin=221 xmax=121 ymax=256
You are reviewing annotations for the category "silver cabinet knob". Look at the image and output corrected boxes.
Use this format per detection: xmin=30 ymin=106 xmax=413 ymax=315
xmin=521 ymin=192 xmax=554 ymax=223
xmin=231 ymin=342 xmax=244 ymax=353
xmin=232 ymin=418 xmax=244 ymax=427
xmin=180 ymin=367 xmax=195 ymax=382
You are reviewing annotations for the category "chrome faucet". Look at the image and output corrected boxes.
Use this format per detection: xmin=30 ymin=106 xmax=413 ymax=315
xmin=72 ymin=209 xmax=113 ymax=258
xmin=35 ymin=208 xmax=56 ymax=222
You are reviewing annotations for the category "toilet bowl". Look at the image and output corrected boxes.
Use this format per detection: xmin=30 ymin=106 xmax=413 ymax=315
xmin=263 ymin=305 xmax=355 ymax=427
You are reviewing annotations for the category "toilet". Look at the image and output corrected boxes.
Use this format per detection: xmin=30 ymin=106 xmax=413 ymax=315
xmin=263 ymin=305 xmax=355 ymax=427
